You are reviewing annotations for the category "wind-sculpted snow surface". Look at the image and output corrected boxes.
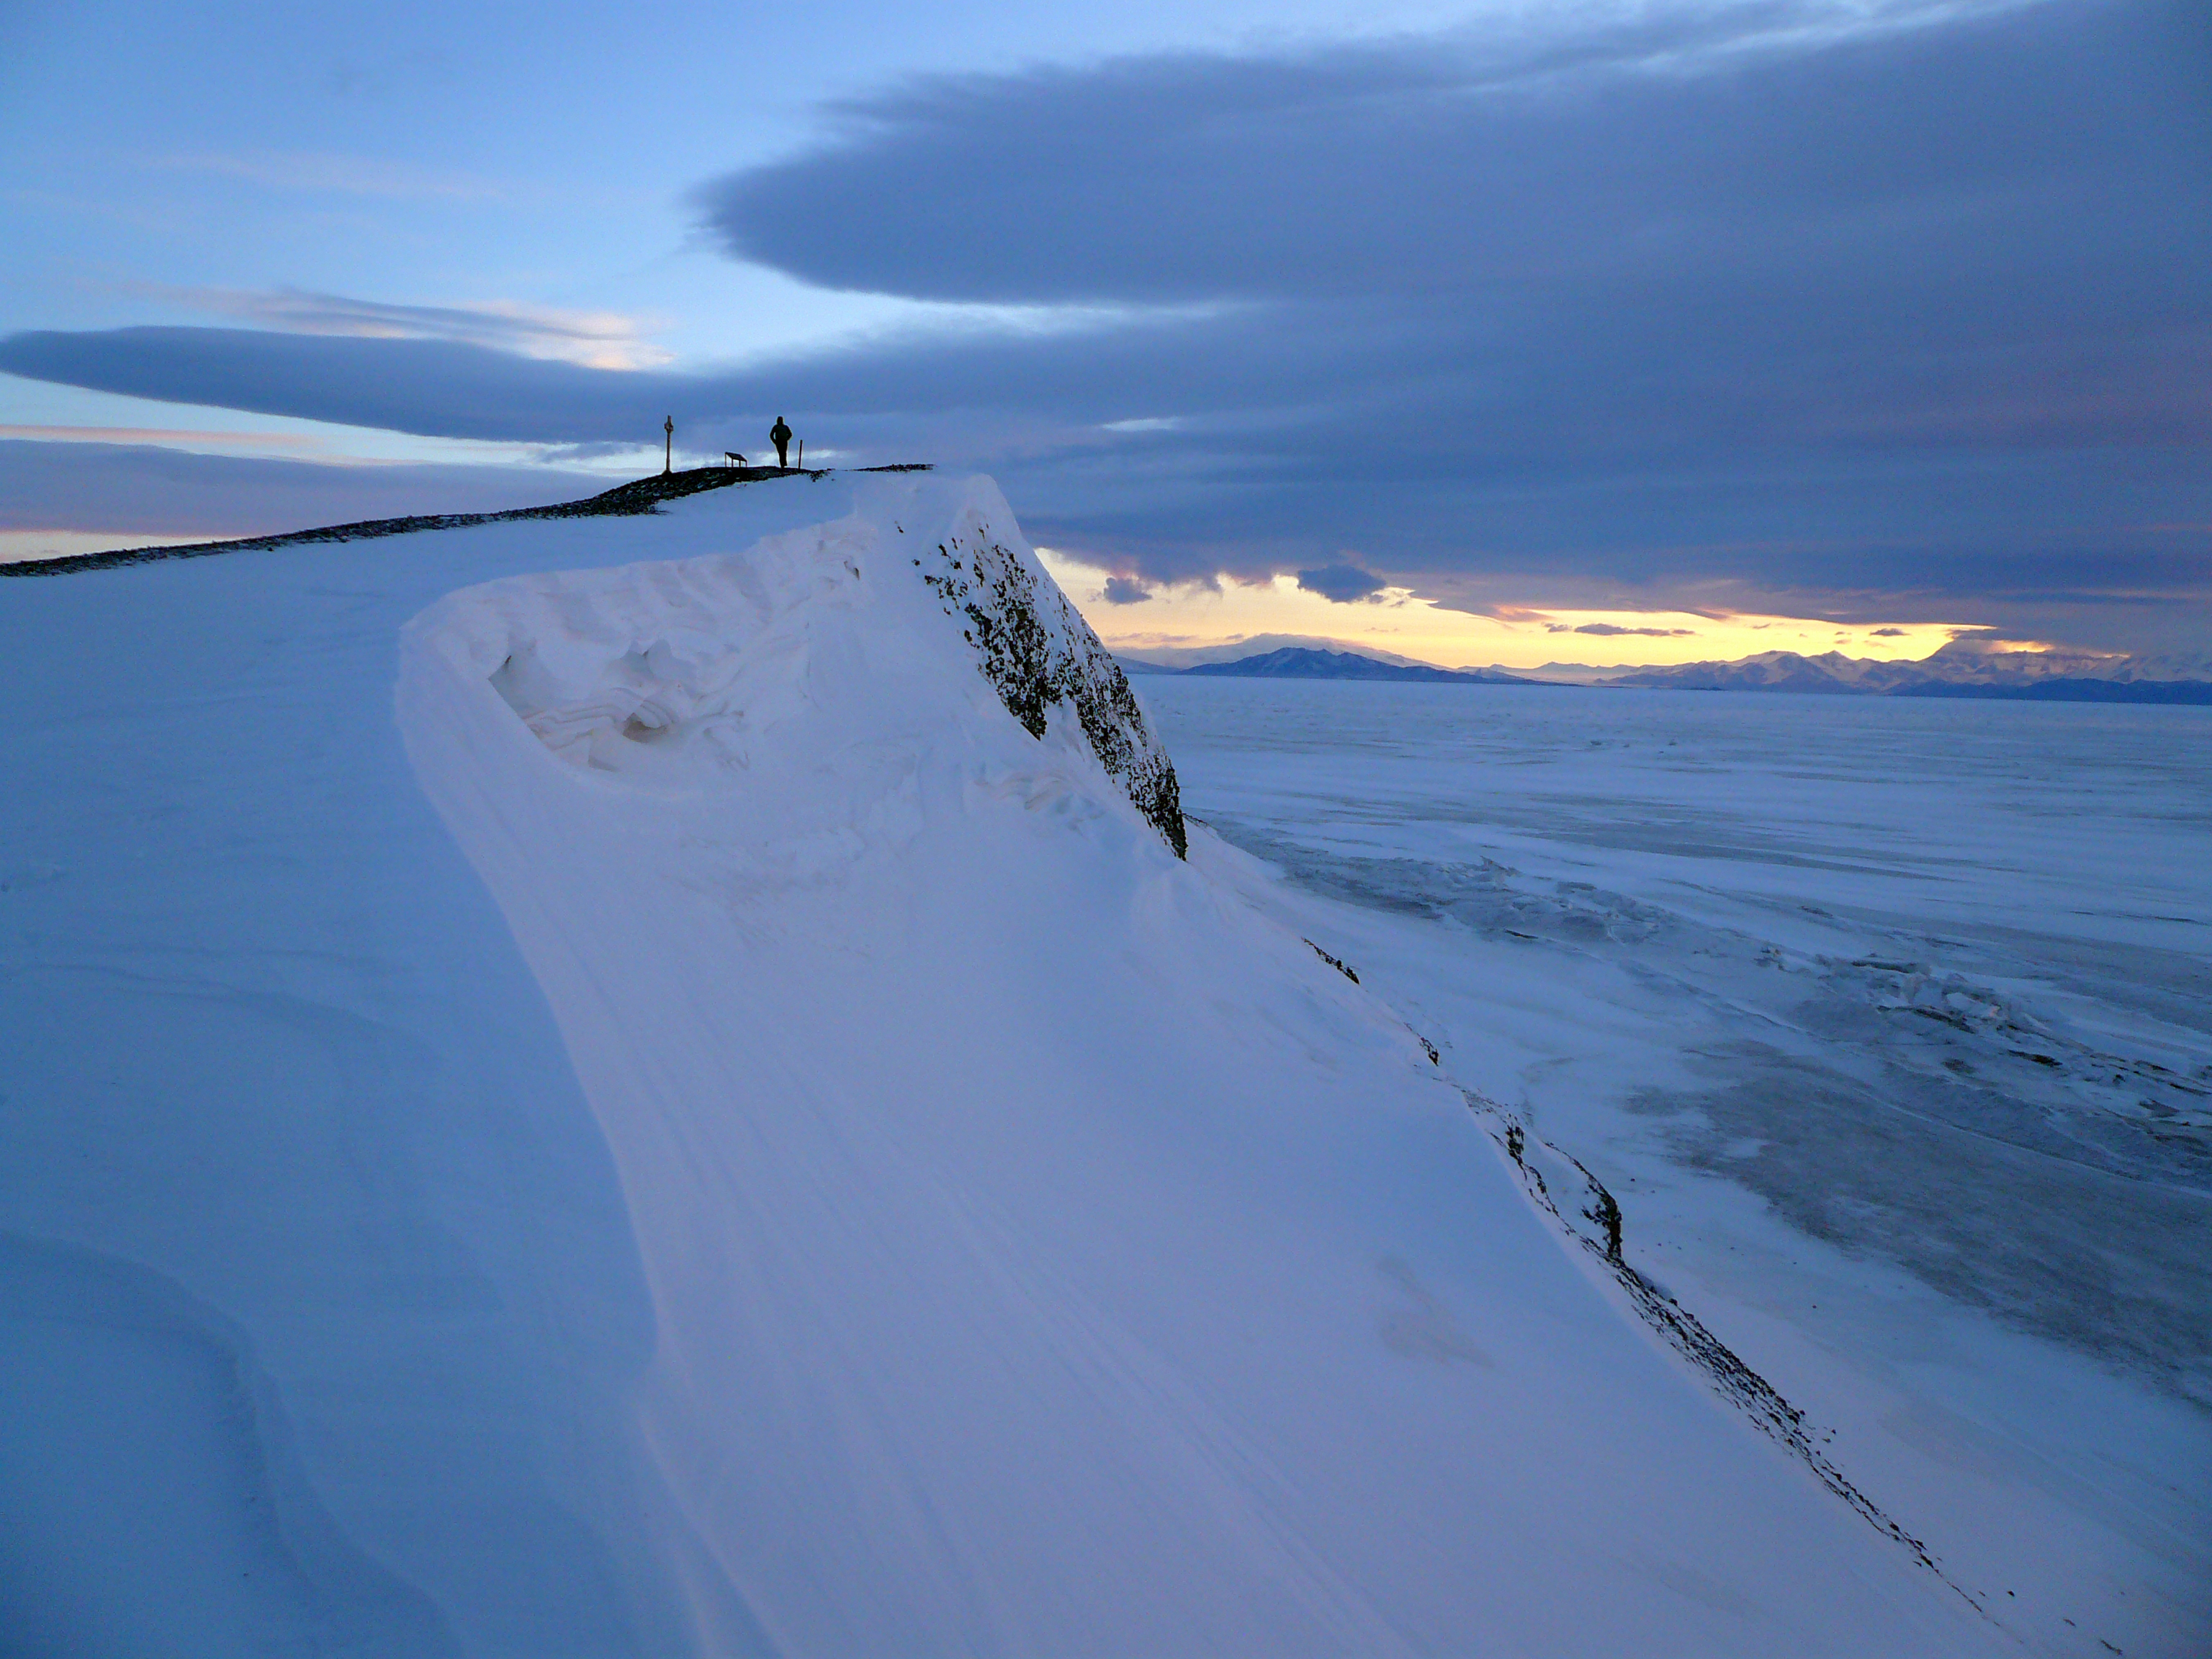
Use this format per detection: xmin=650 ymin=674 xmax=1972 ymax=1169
xmin=467 ymin=482 xmax=1186 ymax=854
xmin=2 ymin=473 xmax=2005 ymax=1655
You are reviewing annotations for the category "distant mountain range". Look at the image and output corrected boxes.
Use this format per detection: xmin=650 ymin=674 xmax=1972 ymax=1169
xmin=1132 ymin=647 xmax=1535 ymax=685
xmin=1588 ymin=642 xmax=2212 ymax=703
xmin=1120 ymin=640 xmax=2212 ymax=705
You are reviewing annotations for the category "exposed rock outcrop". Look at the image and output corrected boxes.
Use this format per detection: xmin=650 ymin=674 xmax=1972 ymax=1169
xmin=917 ymin=515 xmax=1186 ymax=857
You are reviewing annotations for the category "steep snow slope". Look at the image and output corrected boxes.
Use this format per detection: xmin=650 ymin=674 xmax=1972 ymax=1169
xmin=1138 ymin=675 xmax=2212 ymax=1658
xmin=4 ymin=474 xmax=2002 ymax=1655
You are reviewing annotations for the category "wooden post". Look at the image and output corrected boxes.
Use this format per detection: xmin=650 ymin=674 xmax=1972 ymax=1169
xmin=664 ymin=415 xmax=674 ymax=475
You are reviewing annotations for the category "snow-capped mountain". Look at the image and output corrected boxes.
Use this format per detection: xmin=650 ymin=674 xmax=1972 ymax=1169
xmin=2 ymin=473 xmax=2005 ymax=1655
xmin=1113 ymin=634 xmax=1456 ymax=672
xmin=1130 ymin=637 xmax=2211 ymax=704
xmin=1174 ymin=646 xmax=1534 ymax=684
xmin=1584 ymin=638 xmax=2212 ymax=700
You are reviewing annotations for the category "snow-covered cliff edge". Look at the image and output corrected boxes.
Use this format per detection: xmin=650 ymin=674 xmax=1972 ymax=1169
xmin=1 ymin=473 xmax=2003 ymax=1655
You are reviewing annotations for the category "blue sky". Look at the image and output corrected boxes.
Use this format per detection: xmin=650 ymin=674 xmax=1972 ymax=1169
xmin=2 ymin=0 xmax=2206 ymax=661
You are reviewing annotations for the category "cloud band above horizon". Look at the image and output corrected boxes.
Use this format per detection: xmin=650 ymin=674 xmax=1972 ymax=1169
xmin=3 ymin=0 xmax=2206 ymax=649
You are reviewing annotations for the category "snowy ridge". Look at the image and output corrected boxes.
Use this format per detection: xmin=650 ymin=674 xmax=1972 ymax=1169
xmin=3 ymin=471 xmax=2010 ymax=1655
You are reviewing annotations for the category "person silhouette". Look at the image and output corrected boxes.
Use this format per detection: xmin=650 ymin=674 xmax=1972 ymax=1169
xmin=770 ymin=416 xmax=792 ymax=469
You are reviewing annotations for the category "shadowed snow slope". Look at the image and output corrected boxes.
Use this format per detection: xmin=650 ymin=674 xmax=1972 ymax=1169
xmin=3 ymin=474 xmax=2000 ymax=1655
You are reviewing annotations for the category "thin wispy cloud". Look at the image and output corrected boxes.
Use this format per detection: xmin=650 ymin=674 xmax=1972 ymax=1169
xmin=145 ymin=149 xmax=500 ymax=202
xmin=0 ymin=424 xmax=326 ymax=451
xmin=140 ymin=284 xmax=672 ymax=370
xmin=0 ymin=438 xmax=595 ymax=538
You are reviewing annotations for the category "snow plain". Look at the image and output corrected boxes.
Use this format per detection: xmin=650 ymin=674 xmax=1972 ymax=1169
xmin=4 ymin=473 xmax=2022 ymax=1655
xmin=1143 ymin=675 xmax=2212 ymax=1659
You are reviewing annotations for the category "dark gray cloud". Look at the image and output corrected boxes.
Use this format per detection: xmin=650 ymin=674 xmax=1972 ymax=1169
xmin=1101 ymin=574 xmax=1153 ymax=604
xmin=1296 ymin=564 xmax=1388 ymax=603
xmin=4 ymin=0 xmax=2207 ymax=645
xmin=0 ymin=439 xmax=600 ymax=540
xmin=701 ymin=1 xmax=2208 ymax=312
xmin=1552 ymin=622 xmax=1697 ymax=637
xmin=0 ymin=331 xmax=672 ymax=444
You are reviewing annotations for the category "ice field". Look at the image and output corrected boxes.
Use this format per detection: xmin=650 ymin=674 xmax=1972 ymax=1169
xmin=1144 ymin=675 xmax=2212 ymax=1657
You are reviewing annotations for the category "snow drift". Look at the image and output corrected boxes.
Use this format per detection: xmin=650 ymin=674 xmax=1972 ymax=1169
xmin=1 ymin=472 xmax=2005 ymax=1655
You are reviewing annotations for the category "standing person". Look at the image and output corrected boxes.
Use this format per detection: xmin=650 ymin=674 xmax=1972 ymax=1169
xmin=770 ymin=416 xmax=792 ymax=469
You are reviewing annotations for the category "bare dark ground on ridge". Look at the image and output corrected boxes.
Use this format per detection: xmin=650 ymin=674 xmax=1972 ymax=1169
xmin=2 ymin=464 xmax=935 ymax=579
